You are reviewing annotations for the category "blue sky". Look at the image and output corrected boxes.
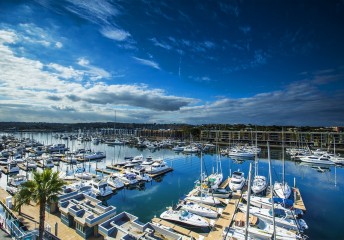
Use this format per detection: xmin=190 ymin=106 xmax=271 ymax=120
xmin=0 ymin=0 xmax=343 ymax=126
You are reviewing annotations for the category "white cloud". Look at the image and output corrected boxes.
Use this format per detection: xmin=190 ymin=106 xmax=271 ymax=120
xmin=77 ymin=57 xmax=111 ymax=80
xmin=0 ymin=30 xmax=17 ymax=44
xmin=55 ymin=41 xmax=63 ymax=48
xmin=100 ymin=27 xmax=130 ymax=41
xmin=133 ymin=57 xmax=160 ymax=70
xmin=0 ymin=29 xmax=196 ymax=123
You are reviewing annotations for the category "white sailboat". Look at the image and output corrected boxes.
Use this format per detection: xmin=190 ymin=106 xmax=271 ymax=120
xmin=238 ymin=203 xmax=308 ymax=232
xmin=206 ymin=145 xmax=223 ymax=189
xmin=222 ymin=212 xmax=302 ymax=240
xmin=274 ymin=131 xmax=291 ymax=199
xmin=186 ymin=151 xmax=220 ymax=206
xmin=252 ymin=132 xmax=268 ymax=194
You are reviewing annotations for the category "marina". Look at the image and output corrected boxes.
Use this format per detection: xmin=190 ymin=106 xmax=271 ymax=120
xmin=0 ymin=132 xmax=343 ymax=239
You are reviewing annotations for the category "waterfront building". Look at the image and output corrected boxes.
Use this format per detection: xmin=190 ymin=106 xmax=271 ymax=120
xmin=200 ymin=130 xmax=344 ymax=150
xmin=58 ymin=192 xmax=117 ymax=239
xmin=99 ymin=211 xmax=182 ymax=240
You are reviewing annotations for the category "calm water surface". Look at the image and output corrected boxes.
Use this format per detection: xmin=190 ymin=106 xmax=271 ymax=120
xmin=1 ymin=132 xmax=343 ymax=239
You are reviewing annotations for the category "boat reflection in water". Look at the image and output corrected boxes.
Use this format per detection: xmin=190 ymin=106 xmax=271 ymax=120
xmin=298 ymin=162 xmax=331 ymax=173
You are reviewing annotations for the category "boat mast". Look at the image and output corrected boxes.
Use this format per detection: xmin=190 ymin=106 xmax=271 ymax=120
xmin=245 ymin=162 xmax=253 ymax=240
xmin=255 ymin=128 xmax=258 ymax=177
xmin=282 ymin=128 xmax=285 ymax=186
xmin=268 ymin=141 xmax=276 ymax=240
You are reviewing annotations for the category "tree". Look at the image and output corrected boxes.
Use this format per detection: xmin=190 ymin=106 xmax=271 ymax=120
xmin=14 ymin=169 xmax=66 ymax=240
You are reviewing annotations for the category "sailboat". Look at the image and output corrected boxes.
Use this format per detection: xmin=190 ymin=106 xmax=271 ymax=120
xmin=252 ymin=131 xmax=268 ymax=194
xmin=274 ymin=130 xmax=291 ymax=199
xmin=186 ymin=150 xmax=220 ymax=206
xmin=206 ymin=144 xmax=223 ymax=189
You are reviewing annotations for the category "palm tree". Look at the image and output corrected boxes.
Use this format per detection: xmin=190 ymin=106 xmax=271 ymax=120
xmin=14 ymin=169 xmax=66 ymax=240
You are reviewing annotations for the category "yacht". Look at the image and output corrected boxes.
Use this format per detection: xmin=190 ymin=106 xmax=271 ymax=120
xmin=107 ymin=175 xmax=125 ymax=189
xmin=26 ymin=159 xmax=37 ymax=169
xmin=160 ymin=209 xmax=209 ymax=228
xmin=229 ymin=171 xmax=245 ymax=191
xmin=129 ymin=167 xmax=152 ymax=182
xmin=145 ymin=161 xmax=170 ymax=174
xmin=8 ymin=174 xmax=27 ymax=187
xmin=183 ymin=145 xmax=200 ymax=153
xmin=7 ymin=162 xmax=20 ymax=173
xmin=251 ymin=175 xmax=267 ymax=194
xmin=41 ymin=158 xmax=55 ymax=168
xmin=178 ymin=200 xmax=218 ymax=218
xmin=172 ymin=145 xmax=184 ymax=151
xmin=89 ymin=178 xmax=113 ymax=197
xmin=141 ymin=156 xmax=154 ymax=166
xmin=131 ymin=154 xmax=144 ymax=163
xmin=84 ymin=152 xmax=106 ymax=161
xmin=115 ymin=172 xmax=138 ymax=185
xmin=299 ymin=154 xmax=335 ymax=165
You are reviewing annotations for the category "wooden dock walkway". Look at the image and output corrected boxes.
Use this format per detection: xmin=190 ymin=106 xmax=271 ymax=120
xmin=293 ymin=187 xmax=306 ymax=211
xmin=219 ymin=177 xmax=230 ymax=189
xmin=106 ymin=165 xmax=125 ymax=172
xmin=151 ymin=217 xmax=202 ymax=240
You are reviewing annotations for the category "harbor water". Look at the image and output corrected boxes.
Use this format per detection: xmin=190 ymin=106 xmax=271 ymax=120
xmin=1 ymin=132 xmax=343 ymax=239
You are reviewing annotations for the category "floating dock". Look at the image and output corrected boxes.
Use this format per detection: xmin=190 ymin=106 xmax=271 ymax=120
xmin=95 ymin=168 xmax=114 ymax=175
xmin=293 ymin=187 xmax=306 ymax=211
xmin=147 ymin=167 xmax=173 ymax=178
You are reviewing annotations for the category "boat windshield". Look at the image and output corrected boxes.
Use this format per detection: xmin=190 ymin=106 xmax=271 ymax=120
xmin=181 ymin=210 xmax=189 ymax=217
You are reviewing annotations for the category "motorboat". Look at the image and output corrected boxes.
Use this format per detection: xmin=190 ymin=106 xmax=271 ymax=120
xmin=8 ymin=175 xmax=27 ymax=187
xmin=178 ymin=200 xmax=218 ymax=218
xmin=145 ymin=161 xmax=170 ymax=174
xmin=84 ymin=152 xmax=106 ymax=161
xmin=6 ymin=185 xmax=18 ymax=195
xmin=251 ymin=175 xmax=267 ymax=194
xmin=26 ymin=159 xmax=37 ymax=169
xmin=160 ymin=209 xmax=209 ymax=228
xmin=299 ymin=154 xmax=335 ymax=165
xmin=6 ymin=162 xmax=20 ymax=173
xmin=107 ymin=174 xmax=125 ymax=189
xmin=89 ymin=178 xmax=113 ymax=197
xmin=129 ymin=167 xmax=152 ymax=182
xmin=229 ymin=171 xmax=245 ymax=191
xmin=41 ymin=158 xmax=55 ymax=168
xmin=183 ymin=145 xmax=200 ymax=153
xmin=115 ymin=172 xmax=138 ymax=185
xmin=172 ymin=145 xmax=184 ymax=151
xmin=273 ymin=181 xmax=291 ymax=199
xmin=131 ymin=154 xmax=144 ymax=163
xmin=141 ymin=156 xmax=154 ymax=166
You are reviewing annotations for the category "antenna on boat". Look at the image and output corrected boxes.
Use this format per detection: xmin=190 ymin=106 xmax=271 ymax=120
xmin=268 ymin=141 xmax=276 ymax=240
